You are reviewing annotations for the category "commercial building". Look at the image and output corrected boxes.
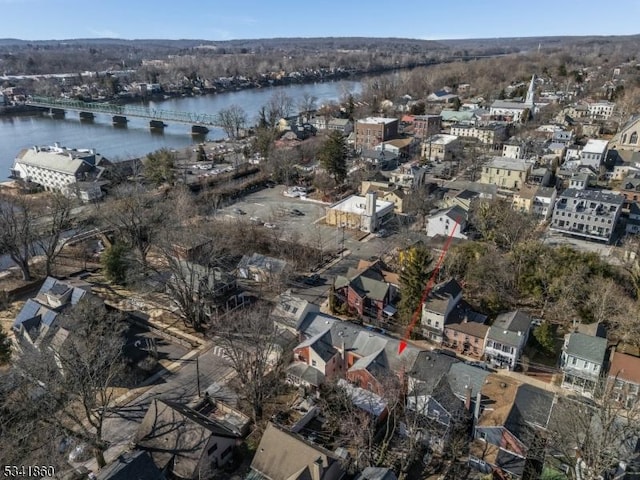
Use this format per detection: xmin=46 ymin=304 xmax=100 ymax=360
xmin=450 ymin=123 xmax=507 ymax=146
xmin=325 ymin=192 xmax=394 ymax=233
xmin=580 ymin=139 xmax=608 ymax=169
xmin=480 ymin=157 xmax=531 ymax=190
xmin=354 ymin=117 xmax=399 ymax=151
xmin=11 ymin=143 xmax=107 ymax=201
xmin=413 ymin=114 xmax=441 ymax=139
xmin=421 ymin=134 xmax=461 ymax=162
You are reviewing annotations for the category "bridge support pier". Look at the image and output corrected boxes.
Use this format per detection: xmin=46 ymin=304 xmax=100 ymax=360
xmin=112 ymin=115 xmax=128 ymax=126
xmin=50 ymin=108 xmax=65 ymax=118
xmin=79 ymin=112 xmax=94 ymax=121
xmin=149 ymin=120 xmax=167 ymax=131
xmin=191 ymin=125 xmax=209 ymax=135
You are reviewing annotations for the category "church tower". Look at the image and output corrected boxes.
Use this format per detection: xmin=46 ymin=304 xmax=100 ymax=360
xmin=525 ymin=74 xmax=536 ymax=107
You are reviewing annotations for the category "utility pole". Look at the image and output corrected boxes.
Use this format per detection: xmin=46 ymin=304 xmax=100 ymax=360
xmin=196 ymin=356 xmax=201 ymax=398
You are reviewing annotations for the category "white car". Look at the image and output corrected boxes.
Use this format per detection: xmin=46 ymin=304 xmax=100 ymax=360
xmin=263 ymin=223 xmax=277 ymax=229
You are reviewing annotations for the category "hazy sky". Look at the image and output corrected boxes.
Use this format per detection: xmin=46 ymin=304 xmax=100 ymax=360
xmin=2 ymin=0 xmax=639 ymax=41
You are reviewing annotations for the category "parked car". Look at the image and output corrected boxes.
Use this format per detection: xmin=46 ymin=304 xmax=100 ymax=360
xmin=374 ymin=229 xmax=388 ymax=238
xmin=249 ymin=216 xmax=263 ymax=224
xmin=233 ymin=208 xmax=246 ymax=215
xmin=290 ymin=208 xmax=305 ymax=216
xmin=303 ymin=274 xmax=323 ymax=285
xmin=264 ymin=223 xmax=277 ymax=229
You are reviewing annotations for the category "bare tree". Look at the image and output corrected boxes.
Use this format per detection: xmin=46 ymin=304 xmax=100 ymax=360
xmin=33 ymin=193 xmax=74 ymax=277
xmin=208 ymin=304 xmax=291 ymax=423
xmin=0 ymin=193 xmax=35 ymax=281
xmin=547 ymin=386 xmax=640 ymax=480
xmin=216 ymin=104 xmax=248 ymax=139
xmin=298 ymin=92 xmax=318 ymax=119
xmin=97 ymin=184 xmax=165 ymax=270
xmin=11 ymin=297 xmax=127 ymax=469
xmin=267 ymin=91 xmax=295 ymax=123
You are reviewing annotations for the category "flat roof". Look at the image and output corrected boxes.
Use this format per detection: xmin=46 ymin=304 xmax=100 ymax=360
xmin=357 ymin=117 xmax=397 ymax=125
xmin=426 ymin=134 xmax=459 ymax=145
xmin=583 ymin=139 xmax=609 ymax=154
xmin=330 ymin=194 xmax=394 ymax=215
xmin=487 ymin=157 xmax=529 ymax=171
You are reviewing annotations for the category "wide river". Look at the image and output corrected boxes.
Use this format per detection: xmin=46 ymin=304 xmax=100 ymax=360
xmin=0 ymin=79 xmax=361 ymax=180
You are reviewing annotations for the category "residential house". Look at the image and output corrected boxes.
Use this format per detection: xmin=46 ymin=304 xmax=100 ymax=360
xmin=450 ymin=123 xmax=507 ymax=146
xmin=470 ymin=376 xmax=554 ymax=480
xmin=247 ymin=422 xmax=345 ymax=480
xmin=327 ymin=118 xmax=353 ymax=135
xmin=421 ymin=134 xmax=461 ymax=162
xmin=479 ymin=157 xmax=531 ymax=190
xmin=427 ymin=89 xmax=459 ymax=104
xmin=390 ymin=162 xmax=429 ymax=188
xmin=608 ymin=346 xmax=640 ymax=409
xmin=334 ymin=260 xmax=399 ymax=320
xmin=615 ymin=173 xmax=640 ymax=205
xmin=325 ymin=192 xmax=394 ymax=233
xmin=360 ymin=147 xmax=399 ymax=170
xmin=413 ymin=114 xmax=441 ymax=139
xmin=532 ymin=187 xmax=557 ymax=219
xmin=355 ymin=117 xmax=399 ymax=151
xmin=587 ymin=100 xmax=615 ymax=120
xmin=11 ymin=143 xmax=108 ymax=201
xmin=443 ymin=313 xmax=489 ymax=359
xmin=569 ymin=172 xmax=594 ymax=190
xmin=442 ymin=189 xmax=480 ymax=212
xmin=604 ymin=150 xmax=640 ymax=181
xmin=580 ymin=139 xmax=609 ymax=169
xmin=380 ymin=137 xmax=417 ymax=158
xmin=134 ymin=399 xmax=243 ymax=479
xmin=512 ymin=185 xmax=538 ymax=214
xmin=627 ymin=203 xmax=640 ymax=234
xmin=96 ymin=451 xmax=165 ymax=480
xmin=611 ymin=115 xmax=640 ymax=152
xmin=237 ymin=253 xmax=289 ymax=283
xmin=291 ymin=313 xmax=422 ymax=395
xmin=503 ymin=142 xmax=523 ymax=159
xmin=12 ymin=276 xmax=92 ymax=354
xmin=425 ymin=206 xmax=468 ymax=240
xmin=550 ymin=189 xmax=624 ymax=243
xmin=271 ymin=290 xmax=319 ymax=334
xmin=484 ymin=311 xmax=533 ymax=370
xmin=420 ymin=279 xmax=463 ymax=343
xmin=560 ymin=331 xmax=608 ymax=398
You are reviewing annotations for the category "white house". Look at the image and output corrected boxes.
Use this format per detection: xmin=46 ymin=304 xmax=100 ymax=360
xmin=588 ymin=101 xmax=615 ymax=120
xmin=11 ymin=143 xmax=106 ymax=201
xmin=483 ymin=310 xmax=533 ymax=370
xmin=532 ymin=187 xmax=557 ymax=219
xmin=489 ymin=75 xmax=537 ymax=122
xmin=580 ymin=139 xmax=609 ymax=169
xmin=502 ymin=142 xmax=523 ymax=159
xmin=425 ymin=206 xmax=468 ymax=239
xmin=560 ymin=331 xmax=608 ymax=398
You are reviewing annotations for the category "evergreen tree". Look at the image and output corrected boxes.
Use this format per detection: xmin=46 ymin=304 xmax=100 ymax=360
xmin=318 ymin=130 xmax=348 ymax=183
xmin=398 ymin=245 xmax=434 ymax=324
xmin=196 ymin=144 xmax=207 ymax=163
xmin=533 ymin=321 xmax=556 ymax=355
xmin=101 ymin=242 xmax=128 ymax=284
xmin=143 ymin=148 xmax=175 ymax=186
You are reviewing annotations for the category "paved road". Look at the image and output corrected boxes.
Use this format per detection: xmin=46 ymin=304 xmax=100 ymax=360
xmin=81 ymin=345 xmax=233 ymax=472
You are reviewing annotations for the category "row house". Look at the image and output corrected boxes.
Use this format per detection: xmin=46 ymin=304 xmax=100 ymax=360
xmin=608 ymin=346 xmax=640 ymax=410
xmin=290 ymin=313 xmax=422 ymax=396
xmin=470 ymin=376 xmax=554 ymax=480
xmin=560 ymin=331 xmax=608 ymax=398
xmin=484 ymin=311 xmax=533 ymax=370
xmin=333 ymin=260 xmax=399 ymax=320
xmin=450 ymin=123 xmax=507 ymax=146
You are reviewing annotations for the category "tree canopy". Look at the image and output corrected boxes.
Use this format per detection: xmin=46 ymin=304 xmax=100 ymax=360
xmin=318 ymin=130 xmax=348 ymax=183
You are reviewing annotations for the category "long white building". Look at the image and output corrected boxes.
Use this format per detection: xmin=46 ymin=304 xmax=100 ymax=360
xmin=11 ymin=143 xmax=107 ymax=201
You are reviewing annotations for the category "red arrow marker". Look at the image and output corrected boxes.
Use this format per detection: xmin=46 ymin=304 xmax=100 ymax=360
xmin=398 ymin=218 xmax=460 ymax=354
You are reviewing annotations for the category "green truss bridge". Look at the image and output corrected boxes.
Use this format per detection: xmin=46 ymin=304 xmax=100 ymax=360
xmin=26 ymin=95 xmax=218 ymax=134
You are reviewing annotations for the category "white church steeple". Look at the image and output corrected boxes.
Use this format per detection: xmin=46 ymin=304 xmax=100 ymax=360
xmin=525 ymin=74 xmax=536 ymax=107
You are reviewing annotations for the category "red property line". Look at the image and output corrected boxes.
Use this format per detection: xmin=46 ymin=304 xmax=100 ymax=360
xmin=398 ymin=218 xmax=460 ymax=354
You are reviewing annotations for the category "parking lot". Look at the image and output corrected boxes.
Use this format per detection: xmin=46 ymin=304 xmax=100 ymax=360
xmin=213 ymin=185 xmax=397 ymax=270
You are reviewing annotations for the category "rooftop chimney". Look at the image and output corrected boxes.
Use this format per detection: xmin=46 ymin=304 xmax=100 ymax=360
xmin=465 ymin=386 xmax=472 ymax=411
xmin=310 ymin=457 xmax=324 ymax=480
xmin=474 ymin=391 xmax=482 ymax=422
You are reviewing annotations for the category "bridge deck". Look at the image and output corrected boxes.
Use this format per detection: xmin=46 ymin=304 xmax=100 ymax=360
xmin=26 ymin=96 xmax=220 ymax=127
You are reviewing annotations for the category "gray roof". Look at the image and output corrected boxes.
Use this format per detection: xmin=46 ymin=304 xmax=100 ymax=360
xmin=286 ymin=362 xmax=326 ymax=386
xmin=15 ymin=146 xmax=100 ymax=175
xmin=356 ymin=467 xmax=398 ymax=480
xmin=250 ymin=422 xmax=343 ymax=480
xmin=237 ymin=253 xmax=288 ymax=275
xmin=409 ymin=350 xmax=458 ymax=389
xmin=423 ymin=279 xmax=462 ymax=315
xmin=335 ymin=263 xmax=393 ymax=302
xmin=564 ymin=332 xmax=608 ymax=364
xmin=96 ymin=451 xmax=164 ymax=480
xmin=559 ymin=188 xmax=624 ymax=205
xmin=447 ymin=362 xmax=491 ymax=399
xmin=487 ymin=157 xmax=529 ymax=171
xmin=296 ymin=313 xmax=422 ymax=376
xmin=491 ymin=99 xmax=529 ymax=110
xmin=487 ymin=311 xmax=530 ymax=347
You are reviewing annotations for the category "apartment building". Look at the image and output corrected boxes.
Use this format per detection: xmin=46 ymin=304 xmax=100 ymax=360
xmin=355 ymin=117 xmax=398 ymax=151
xmin=480 ymin=157 xmax=531 ymax=190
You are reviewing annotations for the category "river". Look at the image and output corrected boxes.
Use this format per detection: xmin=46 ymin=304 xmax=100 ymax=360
xmin=0 ymin=80 xmax=361 ymax=180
